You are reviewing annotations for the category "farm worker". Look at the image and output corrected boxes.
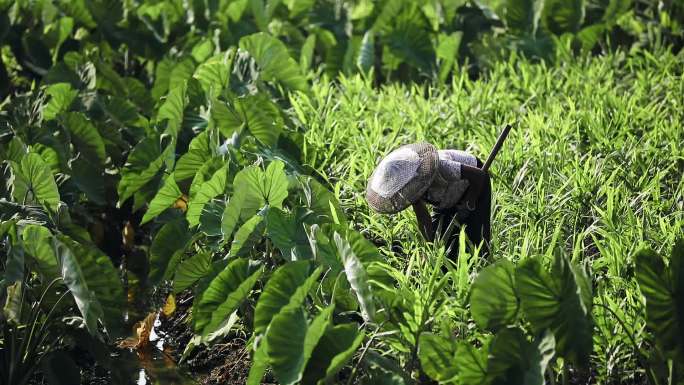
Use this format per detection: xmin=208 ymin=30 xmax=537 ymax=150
xmin=365 ymin=142 xmax=491 ymax=257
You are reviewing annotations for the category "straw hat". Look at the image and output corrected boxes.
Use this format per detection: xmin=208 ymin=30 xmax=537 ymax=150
xmin=366 ymin=142 xmax=439 ymax=214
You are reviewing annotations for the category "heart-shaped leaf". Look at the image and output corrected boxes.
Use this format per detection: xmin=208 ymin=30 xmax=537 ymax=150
xmin=470 ymin=259 xmax=519 ymax=331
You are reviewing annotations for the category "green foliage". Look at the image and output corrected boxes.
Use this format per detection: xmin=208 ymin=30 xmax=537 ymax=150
xmin=635 ymin=240 xmax=684 ymax=358
xmin=1 ymin=1 xmax=682 ymax=384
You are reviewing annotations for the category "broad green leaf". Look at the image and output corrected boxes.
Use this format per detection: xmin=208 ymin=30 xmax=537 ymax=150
xmin=175 ymin=150 xmax=212 ymax=182
xmin=211 ymin=101 xmax=243 ymax=139
xmin=199 ymin=199 xmax=225 ymax=237
xmin=300 ymin=177 xmax=347 ymax=226
xmin=194 ymin=51 xmax=234 ymax=97
xmin=63 ymin=112 xmax=106 ymax=165
xmin=173 ymin=252 xmax=212 ymax=293
xmin=357 ymin=31 xmax=375 ymax=74
xmin=302 ymin=323 xmax=365 ymax=384
xmin=487 ymin=327 xmax=556 ymax=385
xmin=11 ymin=153 xmax=61 ymax=212
xmin=221 ymin=161 xmax=289 ymax=237
xmin=71 ymin=156 xmax=105 ymax=205
xmin=635 ymin=241 xmax=684 ymax=355
xmin=230 ymin=214 xmax=266 ymax=256
xmin=191 ymin=39 xmax=215 ymax=63
xmin=436 ymin=32 xmax=462 ymax=83
xmin=238 ymin=93 xmax=284 ymax=147
xmin=247 ymin=338 xmax=270 ymax=385
xmin=266 ymin=208 xmax=313 ymax=260
xmin=470 ymin=259 xmax=519 ymax=331
xmin=455 ymin=340 xmax=490 ymax=385
xmin=194 ymin=258 xmax=263 ymax=336
xmin=417 ymin=333 xmax=458 ymax=382
xmin=239 ymin=32 xmax=308 ymax=92
xmin=149 ymin=218 xmax=193 ymax=285
xmin=187 ymin=165 xmax=228 ymax=227
xmin=300 ymin=34 xmax=316 ymax=73
xmin=189 ymin=157 xmax=225 ymax=198
xmin=266 ymin=305 xmax=334 ymax=385
xmin=54 ymin=235 xmax=124 ymax=336
xmin=168 ymin=59 xmax=196 ymax=91
xmin=21 ymin=224 xmax=59 ymax=278
xmin=262 ymin=160 xmax=289 ymax=208
xmin=516 ymin=255 xmax=592 ymax=367
xmin=501 ymin=0 xmax=545 ymax=35
xmin=157 ymin=83 xmax=187 ymax=138
xmin=334 ymin=232 xmax=375 ymax=322
xmin=543 ymin=0 xmax=585 ymax=34
xmin=118 ymin=136 xmax=171 ymax=205
xmin=43 ymin=83 xmax=77 ymax=120
xmin=141 ymin=174 xmax=182 ymax=225
xmin=254 ymin=261 xmax=322 ymax=334
xmin=4 ymin=282 xmax=23 ymax=324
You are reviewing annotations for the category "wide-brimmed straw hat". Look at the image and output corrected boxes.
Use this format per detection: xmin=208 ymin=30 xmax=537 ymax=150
xmin=366 ymin=142 xmax=439 ymax=214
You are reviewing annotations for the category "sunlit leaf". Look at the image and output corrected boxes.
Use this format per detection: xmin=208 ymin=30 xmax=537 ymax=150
xmin=334 ymin=232 xmax=375 ymax=322
xmin=43 ymin=83 xmax=78 ymax=120
xmin=187 ymin=165 xmax=228 ymax=227
xmin=11 ymin=153 xmax=61 ymax=212
xmin=239 ymin=32 xmax=308 ymax=92
xmin=141 ymin=174 xmax=182 ymax=225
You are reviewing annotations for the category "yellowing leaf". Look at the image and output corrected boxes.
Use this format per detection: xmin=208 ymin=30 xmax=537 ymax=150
xmin=118 ymin=312 xmax=157 ymax=350
xmin=162 ymin=293 xmax=176 ymax=317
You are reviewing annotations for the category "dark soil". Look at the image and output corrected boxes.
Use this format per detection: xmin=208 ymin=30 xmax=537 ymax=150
xmin=156 ymin=290 xmax=275 ymax=385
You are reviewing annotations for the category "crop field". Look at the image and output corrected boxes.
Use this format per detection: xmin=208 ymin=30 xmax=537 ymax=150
xmin=1 ymin=1 xmax=683 ymax=385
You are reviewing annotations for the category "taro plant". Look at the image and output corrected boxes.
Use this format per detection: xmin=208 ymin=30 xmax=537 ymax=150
xmin=635 ymin=239 xmax=684 ymax=384
xmin=415 ymin=252 xmax=594 ymax=384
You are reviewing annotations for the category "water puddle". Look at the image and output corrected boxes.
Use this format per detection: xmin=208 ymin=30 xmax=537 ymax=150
xmin=110 ymin=313 xmax=197 ymax=385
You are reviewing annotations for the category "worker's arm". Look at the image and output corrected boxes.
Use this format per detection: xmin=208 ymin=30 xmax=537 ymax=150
xmin=461 ymin=164 xmax=489 ymax=210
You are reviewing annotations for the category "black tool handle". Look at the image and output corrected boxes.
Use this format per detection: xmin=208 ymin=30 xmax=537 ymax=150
xmin=482 ymin=124 xmax=512 ymax=172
